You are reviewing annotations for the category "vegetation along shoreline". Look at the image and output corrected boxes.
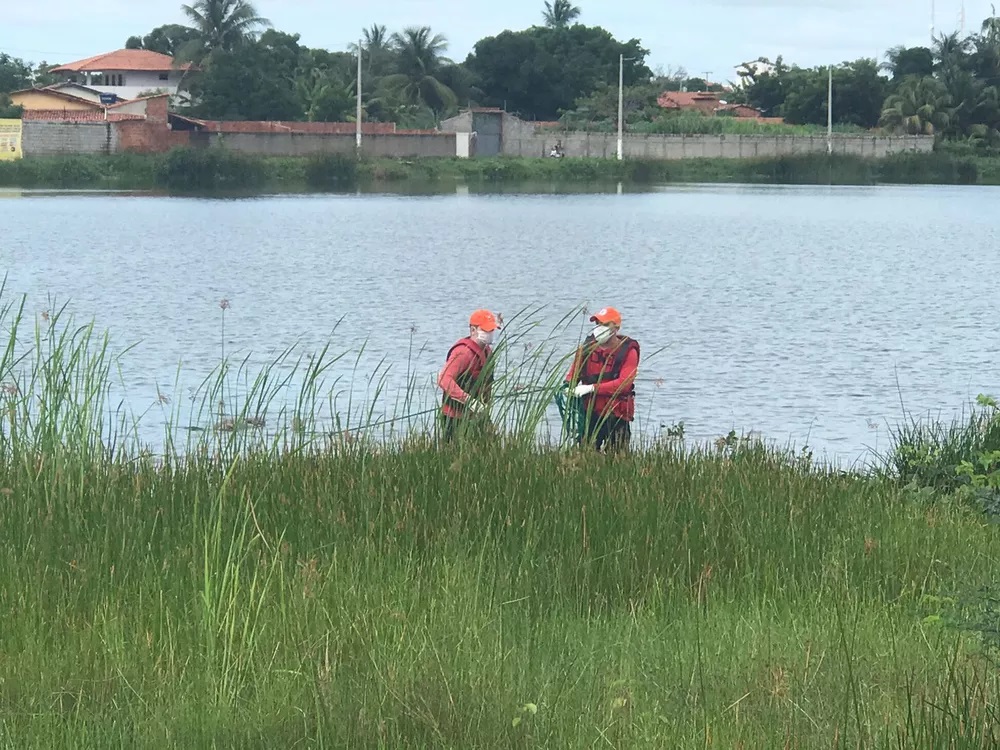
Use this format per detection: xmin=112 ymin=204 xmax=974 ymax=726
xmin=1 ymin=148 xmax=998 ymax=192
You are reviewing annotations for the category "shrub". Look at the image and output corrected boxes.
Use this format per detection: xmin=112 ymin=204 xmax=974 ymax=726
xmin=303 ymin=152 xmax=359 ymax=189
xmin=155 ymin=147 xmax=266 ymax=191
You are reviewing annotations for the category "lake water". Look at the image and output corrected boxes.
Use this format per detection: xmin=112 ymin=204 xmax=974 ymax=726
xmin=2 ymin=183 xmax=999 ymax=465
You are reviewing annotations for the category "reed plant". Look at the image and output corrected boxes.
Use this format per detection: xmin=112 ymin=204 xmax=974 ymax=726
xmin=0 ymin=292 xmax=997 ymax=748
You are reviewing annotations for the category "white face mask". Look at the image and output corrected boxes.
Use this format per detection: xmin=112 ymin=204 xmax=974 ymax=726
xmin=473 ymin=329 xmax=495 ymax=347
xmin=591 ymin=325 xmax=614 ymax=346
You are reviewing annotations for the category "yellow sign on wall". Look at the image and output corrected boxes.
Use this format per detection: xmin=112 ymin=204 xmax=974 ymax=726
xmin=0 ymin=119 xmax=23 ymax=160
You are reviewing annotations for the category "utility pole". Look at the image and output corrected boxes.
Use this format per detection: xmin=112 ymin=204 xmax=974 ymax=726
xmin=930 ymin=0 xmax=936 ymax=43
xmin=355 ymin=38 xmax=363 ymax=154
xmin=617 ymin=53 xmax=625 ymax=161
xmin=617 ymin=53 xmax=637 ymax=161
xmin=827 ymin=65 xmax=833 ymax=155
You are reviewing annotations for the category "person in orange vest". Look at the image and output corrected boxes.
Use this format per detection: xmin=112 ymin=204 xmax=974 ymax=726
xmin=437 ymin=309 xmax=501 ymax=442
xmin=565 ymin=306 xmax=640 ymax=452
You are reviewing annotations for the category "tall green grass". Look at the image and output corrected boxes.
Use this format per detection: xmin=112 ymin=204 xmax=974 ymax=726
xmin=0 ymin=294 xmax=998 ymax=747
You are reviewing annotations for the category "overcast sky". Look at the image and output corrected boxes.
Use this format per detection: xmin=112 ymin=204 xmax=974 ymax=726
xmin=2 ymin=0 xmax=994 ymax=81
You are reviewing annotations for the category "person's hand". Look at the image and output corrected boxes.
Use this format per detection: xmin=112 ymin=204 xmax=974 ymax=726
xmin=573 ymin=384 xmax=595 ymax=398
xmin=465 ymin=398 xmax=486 ymax=414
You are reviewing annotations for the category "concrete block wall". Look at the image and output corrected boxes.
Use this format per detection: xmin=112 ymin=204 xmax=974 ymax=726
xmin=193 ymin=131 xmax=457 ymax=158
xmin=504 ymin=132 xmax=936 ymax=160
xmin=22 ymin=121 xmax=118 ymax=156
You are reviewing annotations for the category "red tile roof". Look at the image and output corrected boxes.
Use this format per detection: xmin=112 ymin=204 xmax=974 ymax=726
xmin=22 ymin=110 xmax=145 ymax=122
xmin=657 ymin=91 xmax=724 ymax=111
xmin=51 ymin=49 xmax=191 ymax=73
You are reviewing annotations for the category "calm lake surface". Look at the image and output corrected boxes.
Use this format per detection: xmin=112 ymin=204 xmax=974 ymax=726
xmin=2 ymin=183 xmax=999 ymax=464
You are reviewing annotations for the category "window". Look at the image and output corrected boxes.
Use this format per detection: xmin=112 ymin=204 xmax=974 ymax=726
xmin=158 ymin=73 xmax=169 ymax=81
xmin=117 ymin=74 xmax=124 ymax=86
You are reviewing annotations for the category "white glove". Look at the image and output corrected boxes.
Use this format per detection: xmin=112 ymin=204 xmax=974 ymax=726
xmin=465 ymin=398 xmax=486 ymax=414
xmin=573 ymin=384 xmax=595 ymax=398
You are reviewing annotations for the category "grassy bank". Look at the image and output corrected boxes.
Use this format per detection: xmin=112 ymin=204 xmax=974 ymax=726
xmin=0 ymin=148 xmax=998 ymax=192
xmin=0 ymin=300 xmax=998 ymax=747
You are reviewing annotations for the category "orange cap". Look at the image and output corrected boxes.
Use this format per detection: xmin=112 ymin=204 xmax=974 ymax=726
xmin=469 ymin=309 xmax=500 ymax=332
xmin=590 ymin=306 xmax=622 ymax=327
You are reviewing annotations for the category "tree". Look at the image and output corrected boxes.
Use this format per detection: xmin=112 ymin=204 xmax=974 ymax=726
xmin=738 ymin=57 xmax=788 ymax=115
xmin=0 ymin=96 xmax=22 ymax=119
xmin=378 ymin=27 xmax=456 ymax=115
xmin=984 ymin=8 xmax=1000 ymax=48
xmin=543 ymin=0 xmax=581 ymax=28
xmin=882 ymin=46 xmax=934 ymax=80
xmin=829 ymin=59 xmax=888 ymax=128
xmin=0 ymin=53 xmax=33 ymax=94
xmin=297 ymin=69 xmax=355 ymax=121
xmin=560 ymin=80 xmax=664 ymax=128
xmin=350 ymin=24 xmax=395 ymax=79
xmin=879 ymin=76 xmax=952 ymax=135
xmin=467 ymin=25 xmax=650 ymax=120
xmin=179 ymin=0 xmax=272 ymax=63
xmin=125 ymin=24 xmax=201 ymax=57
xmin=185 ymin=33 xmax=303 ymax=119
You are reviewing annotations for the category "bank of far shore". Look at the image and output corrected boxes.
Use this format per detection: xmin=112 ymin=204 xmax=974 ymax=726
xmin=1 ymin=148 xmax=998 ymax=193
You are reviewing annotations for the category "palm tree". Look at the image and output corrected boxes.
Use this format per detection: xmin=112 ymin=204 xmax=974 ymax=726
xmin=542 ymin=0 xmax=581 ymax=28
xmin=932 ymin=31 xmax=972 ymax=70
xmin=879 ymin=76 xmax=952 ymax=135
xmin=349 ymin=24 xmax=394 ymax=78
xmin=180 ymin=0 xmax=271 ymax=62
xmin=983 ymin=5 xmax=1000 ymax=50
xmin=379 ymin=27 xmax=456 ymax=115
xmin=297 ymin=69 xmax=355 ymax=122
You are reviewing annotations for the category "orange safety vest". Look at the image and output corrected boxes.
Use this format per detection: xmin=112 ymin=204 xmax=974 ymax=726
xmin=575 ymin=336 xmax=640 ymax=422
xmin=441 ymin=337 xmax=493 ymax=418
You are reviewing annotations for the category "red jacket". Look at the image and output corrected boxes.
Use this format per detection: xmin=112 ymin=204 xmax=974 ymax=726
xmin=565 ymin=336 xmax=640 ymax=422
xmin=438 ymin=337 xmax=493 ymax=419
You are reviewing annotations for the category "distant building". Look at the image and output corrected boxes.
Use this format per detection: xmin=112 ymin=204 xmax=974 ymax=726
xmin=49 ymin=49 xmax=191 ymax=101
xmin=657 ymin=91 xmax=771 ymax=120
xmin=657 ymin=91 xmax=726 ymax=115
xmin=8 ymin=86 xmax=105 ymax=113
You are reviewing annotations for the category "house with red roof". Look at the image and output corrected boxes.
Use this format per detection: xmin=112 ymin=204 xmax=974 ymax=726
xmin=657 ymin=90 xmax=770 ymax=120
xmin=49 ymin=49 xmax=192 ymax=102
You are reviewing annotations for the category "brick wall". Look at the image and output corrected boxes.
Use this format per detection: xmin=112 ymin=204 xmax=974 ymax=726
xmin=115 ymin=120 xmax=190 ymax=152
xmin=22 ymin=120 xmax=118 ymax=156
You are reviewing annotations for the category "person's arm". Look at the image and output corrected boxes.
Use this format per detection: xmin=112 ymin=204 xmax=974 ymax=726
xmin=592 ymin=347 xmax=638 ymax=397
xmin=438 ymin=347 xmax=477 ymax=403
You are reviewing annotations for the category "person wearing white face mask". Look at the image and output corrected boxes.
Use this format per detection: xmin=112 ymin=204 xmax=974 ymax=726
xmin=564 ymin=306 xmax=641 ymax=452
xmin=437 ymin=309 xmax=501 ymax=443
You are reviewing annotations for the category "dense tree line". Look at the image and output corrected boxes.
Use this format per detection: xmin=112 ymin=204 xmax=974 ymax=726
xmin=2 ymin=0 xmax=1000 ymax=148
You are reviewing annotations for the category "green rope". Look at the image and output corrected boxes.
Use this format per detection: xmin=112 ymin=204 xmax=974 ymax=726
xmin=554 ymin=385 xmax=585 ymax=446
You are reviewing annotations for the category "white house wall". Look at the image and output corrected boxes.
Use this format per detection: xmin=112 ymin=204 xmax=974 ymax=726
xmin=67 ymin=70 xmax=186 ymax=100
